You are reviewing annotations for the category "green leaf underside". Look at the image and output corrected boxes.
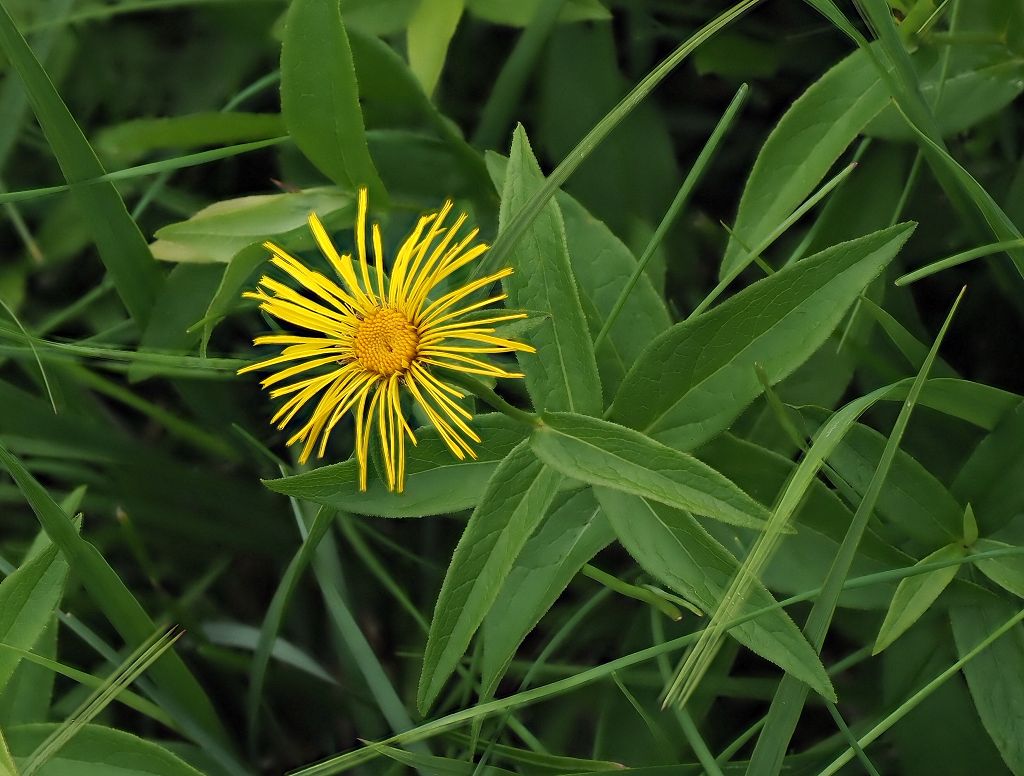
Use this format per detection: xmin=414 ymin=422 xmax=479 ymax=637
xmin=611 ymin=223 xmax=916 ymax=451
xmin=531 ymin=412 xmax=770 ymax=529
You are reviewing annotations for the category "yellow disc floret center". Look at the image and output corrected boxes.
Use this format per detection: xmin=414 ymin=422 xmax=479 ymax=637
xmin=353 ymin=307 xmax=419 ymax=376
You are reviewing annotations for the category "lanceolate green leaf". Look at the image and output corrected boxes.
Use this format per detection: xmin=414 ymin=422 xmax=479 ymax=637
xmin=265 ymin=414 xmax=526 ymax=517
xmin=5 ymin=723 xmax=204 ymax=776
xmin=0 ymin=2 xmax=162 ymax=326
xmin=873 ymin=543 xmax=963 ymax=654
xmin=281 ymin=0 xmax=387 ymax=201
xmin=418 ymin=442 xmax=562 ymax=712
xmin=974 ymin=539 xmax=1024 ymax=599
xmin=593 ymin=489 xmax=834 ymax=702
xmin=498 ymin=125 xmax=602 ymax=416
xmin=951 ymin=598 xmax=1024 ymax=775
xmin=720 ymin=49 xmax=889 ymax=278
xmin=0 ymin=443 xmax=235 ymax=760
xmin=611 ymin=223 xmax=916 ymax=451
xmin=531 ymin=412 xmax=770 ymax=529
xmin=0 ymin=543 xmax=68 ymax=693
xmin=481 ymin=489 xmax=615 ymax=696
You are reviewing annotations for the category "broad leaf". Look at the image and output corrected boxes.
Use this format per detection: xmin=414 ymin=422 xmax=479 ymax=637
xmin=531 ymin=413 xmax=769 ymax=529
xmin=0 ymin=543 xmax=67 ymax=693
xmin=265 ymin=414 xmax=526 ymax=517
xmin=873 ymin=543 xmax=963 ymax=653
xmin=974 ymin=539 xmax=1024 ymax=599
xmin=281 ymin=0 xmax=387 ymax=200
xmin=467 ymin=0 xmax=609 ymax=26
xmin=5 ymin=723 xmax=204 ymax=776
xmin=418 ymin=442 xmax=561 ymax=712
xmin=481 ymin=489 xmax=614 ymax=696
xmin=498 ymin=125 xmax=602 ymax=416
xmin=407 ymin=0 xmax=464 ymax=96
xmin=594 ymin=489 xmax=834 ymax=701
xmin=952 ymin=597 xmax=1024 ymax=775
xmin=954 ymin=401 xmax=1024 ymax=536
xmin=610 ymin=223 xmax=915 ymax=451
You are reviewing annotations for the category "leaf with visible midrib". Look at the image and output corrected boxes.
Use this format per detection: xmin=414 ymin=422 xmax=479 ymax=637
xmin=611 ymin=223 xmax=916 ymax=451
xmin=418 ymin=442 xmax=562 ymax=712
xmin=281 ymin=0 xmax=387 ymax=202
xmin=498 ymin=125 xmax=602 ymax=416
xmin=531 ymin=412 xmax=770 ymax=529
xmin=594 ymin=489 xmax=834 ymax=701
xmin=264 ymin=414 xmax=526 ymax=517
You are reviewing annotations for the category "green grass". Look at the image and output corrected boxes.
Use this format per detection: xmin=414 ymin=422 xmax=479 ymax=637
xmin=1 ymin=0 xmax=1024 ymax=774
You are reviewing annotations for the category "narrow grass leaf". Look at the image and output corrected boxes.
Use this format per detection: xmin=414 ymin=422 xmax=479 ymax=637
xmin=594 ymin=488 xmax=833 ymax=704
xmin=873 ymin=543 xmax=963 ymax=653
xmin=0 ymin=443 xmax=234 ymax=754
xmin=0 ymin=2 xmax=162 ymax=325
xmin=531 ymin=412 xmax=770 ymax=529
xmin=611 ymin=223 xmax=916 ymax=451
xmin=747 ymin=287 xmax=964 ymax=775
xmin=418 ymin=442 xmax=562 ymax=713
xmin=498 ymin=126 xmax=602 ymax=415
xmin=281 ymin=0 xmax=387 ymax=201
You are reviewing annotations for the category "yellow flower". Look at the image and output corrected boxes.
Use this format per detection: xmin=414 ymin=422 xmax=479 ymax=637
xmin=239 ymin=188 xmax=533 ymax=493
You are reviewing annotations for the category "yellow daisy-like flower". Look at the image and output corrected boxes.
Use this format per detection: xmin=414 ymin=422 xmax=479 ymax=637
xmin=239 ymin=188 xmax=533 ymax=493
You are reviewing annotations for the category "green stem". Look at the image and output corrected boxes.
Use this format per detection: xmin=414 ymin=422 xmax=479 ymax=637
xmin=594 ymin=82 xmax=749 ymax=349
xmin=581 ymin=564 xmax=683 ymax=621
xmin=438 ymin=369 xmax=540 ymax=427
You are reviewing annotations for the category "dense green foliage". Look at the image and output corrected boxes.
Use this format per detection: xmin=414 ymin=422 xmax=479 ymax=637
xmin=1 ymin=0 xmax=1024 ymax=774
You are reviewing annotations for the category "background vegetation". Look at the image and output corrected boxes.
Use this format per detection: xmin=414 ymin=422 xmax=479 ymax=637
xmin=1 ymin=0 xmax=1023 ymax=774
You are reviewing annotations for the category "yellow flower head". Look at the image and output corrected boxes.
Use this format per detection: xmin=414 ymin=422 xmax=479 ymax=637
xmin=239 ymin=189 xmax=533 ymax=493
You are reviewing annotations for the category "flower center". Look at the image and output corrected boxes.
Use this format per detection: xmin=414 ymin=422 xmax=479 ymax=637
xmin=353 ymin=307 xmax=420 ymax=376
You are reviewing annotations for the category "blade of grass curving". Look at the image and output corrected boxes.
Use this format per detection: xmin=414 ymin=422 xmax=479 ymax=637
xmin=610 ymin=673 xmax=674 ymax=760
xmin=581 ymin=564 xmax=682 ymax=621
xmin=817 ymin=605 xmax=1024 ymax=776
xmin=690 ymin=161 xmax=857 ymax=318
xmin=0 ymin=1 xmax=162 ymax=325
xmin=825 ymin=700 xmax=883 ymax=776
xmin=897 ymin=240 xmax=1024 ymax=286
xmin=472 ymin=0 xmax=763 ymax=281
xmin=0 ymin=300 xmax=55 ymax=414
xmin=746 ymin=287 xmax=965 ymax=776
xmin=0 ymin=137 xmax=289 ymax=205
xmin=594 ymin=83 xmax=749 ymax=348
xmin=21 ymin=627 xmax=182 ymax=776
xmin=246 ymin=505 xmax=334 ymax=750
xmin=0 ymin=731 xmax=13 ymax=776
xmin=0 ymin=642 xmax=174 ymax=729
xmin=287 ymin=544 xmax=1023 ymax=775
xmin=0 ymin=443 xmax=238 ymax=762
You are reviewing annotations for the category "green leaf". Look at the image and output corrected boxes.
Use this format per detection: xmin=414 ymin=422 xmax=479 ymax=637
xmin=0 ymin=543 xmax=67 ymax=693
xmin=265 ymin=414 xmax=526 ymax=517
xmin=964 ymin=504 xmax=979 ymax=545
xmin=466 ymin=0 xmax=609 ymax=26
xmin=611 ymin=223 xmax=916 ymax=451
xmin=407 ymin=0 xmax=464 ymax=96
xmin=720 ymin=49 xmax=890 ymax=278
xmin=418 ymin=442 xmax=562 ymax=712
xmin=5 ymin=723 xmax=204 ymax=776
xmin=281 ymin=0 xmax=387 ymax=201
xmin=151 ymin=188 xmax=354 ymax=264
xmin=531 ymin=413 xmax=770 ymax=529
xmin=498 ymin=125 xmax=602 ymax=416
xmin=951 ymin=597 xmax=1024 ymax=775
xmin=593 ymin=489 xmax=834 ymax=702
xmin=954 ymin=401 xmax=1024 ymax=536
xmin=0 ymin=443 xmax=234 ymax=757
xmin=481 ymin=489 xmax=614 ymax=696
xmin=368 ymin=742 xmax=516 ymax=775
xmin=873 ymin=543 xmax=963 ymax=654
xmin=974 ymin=539 xmax=1024 ymax=599
xmin=95 ymin=112 xmax=285 ymax=164
xmin=485 ymin=151 xmax=671 ymax=395
xmin=0 ymin=2 xmax=162 ymax=325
